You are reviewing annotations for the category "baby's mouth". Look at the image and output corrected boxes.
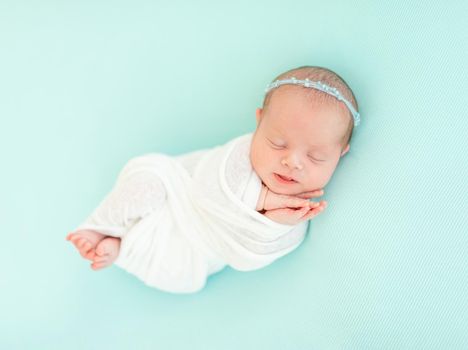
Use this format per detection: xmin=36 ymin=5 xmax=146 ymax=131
xmin=274 ymin=173 xmax=297 ymax=183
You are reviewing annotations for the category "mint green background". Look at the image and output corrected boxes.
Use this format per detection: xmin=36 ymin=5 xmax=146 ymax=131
xmin=1 ymin=1 xmax=466 ymax=349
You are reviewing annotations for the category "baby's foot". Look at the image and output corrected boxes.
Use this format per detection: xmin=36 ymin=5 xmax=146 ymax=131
xmin=91 ymin=237 xmax=121 ymax=271
xmin=66 ymin=230 xmax=107 ymax=261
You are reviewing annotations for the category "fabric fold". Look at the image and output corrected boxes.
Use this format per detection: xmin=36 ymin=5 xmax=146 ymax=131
xmin=71 ymin=133 xmax=309 ymax=293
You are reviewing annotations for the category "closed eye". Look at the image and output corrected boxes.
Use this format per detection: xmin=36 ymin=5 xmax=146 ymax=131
xmin=268 ymin=139 xmax=325 ymax=162
xmin=308 ymin=155 xmax=325 ymax=162
xmin=268 ymin=140 xmax=284 ymax=149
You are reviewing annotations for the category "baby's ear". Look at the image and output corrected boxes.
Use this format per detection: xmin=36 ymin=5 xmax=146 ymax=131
xmin=340 ymin=144 xmax=350 ymax=157
xmin=255 ymin=108 xmax=263 ymax=125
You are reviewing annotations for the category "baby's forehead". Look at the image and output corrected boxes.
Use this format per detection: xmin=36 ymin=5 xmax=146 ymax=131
xmin=269 ymin=106 xmax=346 ymax=130
xmin=267 ymin=86 xmax=350 ymax=128
xmin=266 ymin=115 xmax=345 ymax=149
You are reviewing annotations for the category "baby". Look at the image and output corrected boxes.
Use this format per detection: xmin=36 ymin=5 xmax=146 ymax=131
xmin=66 ymin=65 xmax=360 ymax=285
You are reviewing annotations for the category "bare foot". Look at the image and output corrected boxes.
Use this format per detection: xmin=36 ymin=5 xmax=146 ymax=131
xmin=66 ymin=230 xmax=107 ymax=261
xmin=91 ymin=237 xmax=121 ymax=271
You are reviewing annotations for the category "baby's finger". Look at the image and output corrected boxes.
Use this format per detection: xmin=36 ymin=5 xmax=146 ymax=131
xmin=300 ymin=209 xmax=321 ymax=221
xmin=280 ymin=195 xmax=311 ymax=209
xmin=309 ymin=200 xmax=328 ymax=208
xmin=295 ymin=189 xmax=324 ymax=199
xmin=293 ymin=206 xmax=311 ymax=218
xmin=308 ymin=201 xmax=321 ymax=208
xmin=302 ymin=202 xmax=327 ymax=220
xmin=314 ymin=200 xmax=327 ymax=210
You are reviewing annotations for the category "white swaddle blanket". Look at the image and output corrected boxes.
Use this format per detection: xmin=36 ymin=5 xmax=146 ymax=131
xmin=71 ymin=133 xmax=309 ymax=293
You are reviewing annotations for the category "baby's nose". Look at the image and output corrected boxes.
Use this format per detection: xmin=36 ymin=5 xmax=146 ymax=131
xmin=281 ymin=156 xmax=303 ymax=170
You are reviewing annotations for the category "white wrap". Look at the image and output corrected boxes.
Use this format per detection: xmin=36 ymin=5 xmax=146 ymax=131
xmin=71 ymin=133 xmax=309 ymax=293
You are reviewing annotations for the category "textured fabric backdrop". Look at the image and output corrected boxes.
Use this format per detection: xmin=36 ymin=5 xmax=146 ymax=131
xmin=0 ymin=0 xmax=466 ymax=349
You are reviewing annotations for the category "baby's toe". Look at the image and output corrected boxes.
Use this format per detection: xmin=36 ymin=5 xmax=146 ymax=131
xmin=79 ymin=242 xmax=93 ymax=258
xmin=93 ymin=255 xmax=109 ymax=264
xmin=82 ymin=240 xmax=92 ymax=250
xmin=79 ymin=238 xmax=90 ymax=249
xmin=67 ymin=232 xmax=79 ymax=241
xmin=73 ymin=237 xmax=86 ymax=249
xmin=71 ymin=238 xmax=93 ymax=258
xmin=77 ymin=238 xmax=89 ymax=250
xmin=96 ymin=242 xmax=112 ymax=257
xmin=90 ymin=262 xmax=104 ymax=270
xmin=81 ymin=242 xmax=96 ymax=259
xmin=91 ymin=260 xmax=110 ymax=270
xmin=84 ymin=250 xmax=96 ymax=260
xmin=68 ymin=235 xmax=79 ymax=244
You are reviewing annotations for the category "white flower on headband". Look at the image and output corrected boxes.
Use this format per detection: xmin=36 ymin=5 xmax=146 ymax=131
xmin=264 ymin=77 xmax=361 ymax=126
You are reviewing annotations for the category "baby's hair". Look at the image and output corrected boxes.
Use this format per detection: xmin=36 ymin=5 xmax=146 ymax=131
xmin=262 ymin=65 xmax=359 ymax=149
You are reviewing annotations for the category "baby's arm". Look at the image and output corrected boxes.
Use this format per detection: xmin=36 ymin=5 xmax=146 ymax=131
xmin=255 ymin=184 xmax=327 ymax=225
xmin=255 ymin=184 xmax=323 ymax=211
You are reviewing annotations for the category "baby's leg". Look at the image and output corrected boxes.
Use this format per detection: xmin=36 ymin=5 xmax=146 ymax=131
xmin=67 ymin=168 xmax=167 ymax=268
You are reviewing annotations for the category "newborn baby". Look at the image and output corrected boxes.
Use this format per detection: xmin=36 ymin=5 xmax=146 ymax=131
xmin=66 ymin=65 xmax=360 ymax=293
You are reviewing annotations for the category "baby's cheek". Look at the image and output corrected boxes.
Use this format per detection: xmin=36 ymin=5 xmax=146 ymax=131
xmin=314 ymin=168 xmax=335 ymax=188
xmin=257 ymin=155 xmax=271 ymax=173
xmin=250 ymin=147 xmax=262 ymax=167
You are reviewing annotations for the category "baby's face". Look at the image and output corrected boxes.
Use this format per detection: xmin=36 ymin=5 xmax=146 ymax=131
xmin=250 ymin=86 xmax=350 ymax=196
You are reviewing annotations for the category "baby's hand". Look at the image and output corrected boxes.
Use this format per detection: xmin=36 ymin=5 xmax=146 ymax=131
xmin=263 ymin=201 xmax=327 ymax=225
xmin=256 ymin=186 xmax=324 ymax=211
xmin=256 ymin=186 xmax=328 ymax=225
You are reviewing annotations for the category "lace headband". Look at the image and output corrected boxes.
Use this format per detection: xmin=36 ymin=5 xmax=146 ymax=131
xmin=264 ymin=77 xmax=361 ymax=126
